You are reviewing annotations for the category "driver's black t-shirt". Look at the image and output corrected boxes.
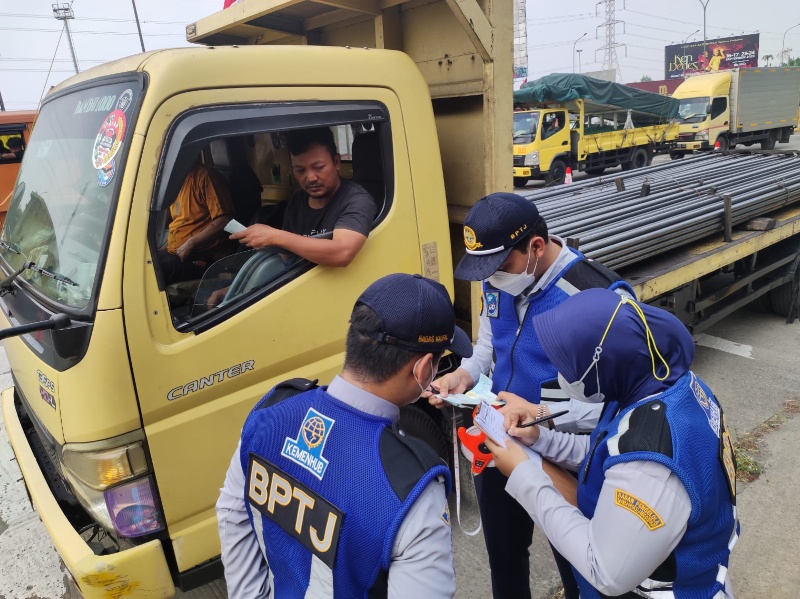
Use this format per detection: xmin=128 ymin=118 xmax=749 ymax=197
xmin=281 ymin=179 xmax=376 ymax=238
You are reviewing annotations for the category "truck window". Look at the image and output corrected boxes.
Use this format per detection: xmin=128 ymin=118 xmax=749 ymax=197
xmin=542 ymin=112 xmax=564 ymax=139
xmin=710 ymin=97 xmax=728 ymax=120
xmin=0 ymin=80 xmax=142 ymax=313
xmin=149 ymin=104 xmax=392 ymax=331
xmin=0 ymin=128 xmax=26 ymax=164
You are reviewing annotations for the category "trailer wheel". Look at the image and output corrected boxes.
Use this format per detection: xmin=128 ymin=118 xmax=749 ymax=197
xmin=585 ymin=167 xmax=605 ymax=176
xmin=769 ymin=264 xmax=800 ymax=319
xmin=545 ymin=159 xmax=567 ymax=185
xmin=513 ymin=177 xmax=530 ymax=188
xmin=399 ymin=404 xmax=450 ymax=466
xmin=760 ymin=135 xmax=776 ymax=151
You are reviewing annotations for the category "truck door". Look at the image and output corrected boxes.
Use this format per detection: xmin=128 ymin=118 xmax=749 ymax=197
xmin=122 ymin=86 xmax=421 ymax=576
xmin=539 ymin=110 xmax=570 ymax=174
xmin=708 ymin=96 xmax=729 ymax=145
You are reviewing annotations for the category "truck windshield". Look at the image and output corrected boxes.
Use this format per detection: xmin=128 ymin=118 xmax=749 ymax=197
xmin=678 ymin=97 xmax=710 ymax=124
xmin=513 ymin=112 xmax=539 ymax=144
xmin=0 ymin=80 xmax=140 ymax=310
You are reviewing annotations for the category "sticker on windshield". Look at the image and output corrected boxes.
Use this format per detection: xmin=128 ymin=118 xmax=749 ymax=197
xmin=116 ymin=89 xmax=134 ymax=113
xmin=98 ymin=159 xmax=116 ymax=187
xmin=92 ymin=110 xmax=126 ymax=169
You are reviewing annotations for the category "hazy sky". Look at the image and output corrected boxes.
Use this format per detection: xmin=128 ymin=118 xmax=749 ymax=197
xmin=1 ymin=0 xmax=798 ymax=110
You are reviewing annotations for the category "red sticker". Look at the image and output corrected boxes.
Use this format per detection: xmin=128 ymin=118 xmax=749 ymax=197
xmin=92 ymin=109 xmax=126 ymax=169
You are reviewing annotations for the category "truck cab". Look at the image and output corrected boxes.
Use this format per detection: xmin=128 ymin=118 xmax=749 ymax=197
xmin=672 ymin=72 xmax=731 ymax=153
xmin=512 ymin=108 xmax=569 ymax=186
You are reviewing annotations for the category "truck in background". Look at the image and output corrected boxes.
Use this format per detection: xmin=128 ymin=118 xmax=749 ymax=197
xmin=512 ymin=74 xmax=679 ymax=186
xmin=0 ymin=110 xmax=36 ymax=228
xmin=671 ymin=67 xmax=800 ymax=157
xmin=1 ymin=2 xmax=799 ymax=598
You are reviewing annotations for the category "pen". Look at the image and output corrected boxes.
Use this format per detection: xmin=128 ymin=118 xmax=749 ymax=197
xmin=516 ymin=409 xmax=569 ymax=428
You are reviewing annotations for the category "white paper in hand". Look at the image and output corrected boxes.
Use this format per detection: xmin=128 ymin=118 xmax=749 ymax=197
xmin=224 ymin=219 xmax=247 ymax=234
xmin=473 ymin=399 xmax=506 ymax=448
xmin=437 ymin=374 xmax=503 ymax=408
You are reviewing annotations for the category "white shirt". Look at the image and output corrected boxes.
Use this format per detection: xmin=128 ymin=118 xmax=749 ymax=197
xmin=504 ymin=427 xmax=735 ymax=598
xmin=459 ymin=236 xmax=601 ymax=433
xmin=216 ymin=376 xmax=456 ymax=599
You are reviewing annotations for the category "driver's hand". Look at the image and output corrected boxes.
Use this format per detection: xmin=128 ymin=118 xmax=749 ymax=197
xmin=424 ymin=368 xmax=474 ymax=409
xmin=207 ymin=286 xmax=230 ymax=308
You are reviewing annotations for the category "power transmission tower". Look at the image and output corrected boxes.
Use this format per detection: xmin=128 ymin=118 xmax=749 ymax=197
xmin=52 ymin=3 xmax=79 ymax=74
xmin=596 ymin=0 xmax=624 ymax=81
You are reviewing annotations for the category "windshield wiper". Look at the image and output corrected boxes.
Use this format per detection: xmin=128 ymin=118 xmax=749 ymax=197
xmin=0 ymin=261 xmax=32 ymax=295
xmin=25 ymin=263 xmax=78 ymax=287
xmin=0 ymin=240 xmax=23 ymax=256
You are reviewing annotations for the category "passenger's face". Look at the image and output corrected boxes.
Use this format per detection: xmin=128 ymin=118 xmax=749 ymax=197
xmin=291 ymin=143 xmax=341 ymax=201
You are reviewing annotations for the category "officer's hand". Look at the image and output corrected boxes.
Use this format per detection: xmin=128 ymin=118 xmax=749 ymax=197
xmin=484 ymin=437 xmax=531 ymax=478
xmin=497 ymin=392 xmax=538 ymax=420
xmin=424 ymin=368 xmax=474 ymax=409
xmin=503 ymin=409 xmax=543 ymax=447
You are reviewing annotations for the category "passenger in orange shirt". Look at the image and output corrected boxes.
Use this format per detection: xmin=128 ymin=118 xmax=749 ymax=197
xmin=158 ymin=161 xmax=235 ymax=284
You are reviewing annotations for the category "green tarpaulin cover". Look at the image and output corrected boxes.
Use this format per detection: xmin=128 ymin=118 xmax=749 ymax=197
xmin=515 ymin=73 xmax=678 ymax=119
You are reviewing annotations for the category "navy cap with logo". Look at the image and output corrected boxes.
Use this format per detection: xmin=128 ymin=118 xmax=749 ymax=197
xmin=454 ymin=192 xmax=542 ymax=281
xmin=355 ymin=274 xmax=473 ymax=358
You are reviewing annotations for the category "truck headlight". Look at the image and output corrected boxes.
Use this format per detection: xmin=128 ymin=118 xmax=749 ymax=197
xmin=696 ymin=129 xmax=708 ymax=141
xmin=60 ymin=432 xmax=164 ymax=538
xmin=524 ymin=151 xmax=539 ymax=166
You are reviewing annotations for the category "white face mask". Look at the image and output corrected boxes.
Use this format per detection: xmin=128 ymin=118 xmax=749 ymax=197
xmin=557 ymin=365 xmax=604 ymax=404
xmin=488 ymin=246 xmax=539 ymax=296
xmin=414 ymin=358 xmax=438 ymax=396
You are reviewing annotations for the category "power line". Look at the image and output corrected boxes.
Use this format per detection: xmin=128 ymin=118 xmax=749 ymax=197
xmin=0 ymin=12 xmax=188 ymax=25
xmin=0 ymin=26 xmax=184 ymax=37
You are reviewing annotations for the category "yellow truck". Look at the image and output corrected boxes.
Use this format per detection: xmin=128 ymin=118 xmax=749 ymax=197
xmin=671 ymin=67 xmax=800 ymax=157
xmin=1 ymin=1 xmax=799 ymax=598
xmin=512 ymin=74 xmax=679 ymax=186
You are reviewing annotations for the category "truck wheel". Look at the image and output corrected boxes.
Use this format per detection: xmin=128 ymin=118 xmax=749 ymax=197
xmin=545 ymin=159 xmax=567 ymax=185
xmin=622 ymin=148 xmax=648 ymax=171
xmin=513 ymin=177 xmax=530 ymax=188
xmin=760 ymin=135 xmax=776 ymax=151
xmin=398 ymin=404 xmax=450 ymax=466
xmin=585 ymin=167 xmax=605 ymax=176
xmin=670 ymin=152 xmax=685 ymax=160
xmin=770 ymin=265 xmax=800 ymax=319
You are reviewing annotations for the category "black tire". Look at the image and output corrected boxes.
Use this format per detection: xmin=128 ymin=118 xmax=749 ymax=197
xmin=670 ymin=151 xmax=685 ymax=160
xmin=770 ymin=264 xmax=800 ymax=318
xmin=761 ymin=135 xmax=776 ymax=151
xmin=585 ymin=167 xmax=605 ymax=176
xmin=398 ymin=404 xmax=450 ymax=466
xmin=545 ymin=159 xmax=567 ymax=185
xmin=716 ymin=136 xmax=729 ymax=151
xmin=622 ymin=147 xmax=648 ymax=171
xmin=747 ymin=291 xmax=773 ymax=313
xmin=513 ymin=177 xmax=530 ymax=188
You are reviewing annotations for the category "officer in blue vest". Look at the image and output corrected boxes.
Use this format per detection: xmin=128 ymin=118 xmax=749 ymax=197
xmin=217 ymin=273 xmax=473 ymax=598
xmin=425 ymin=193 xmax=633 ymax=599
xmin=487 ymin=288 xmax=738 ymax=599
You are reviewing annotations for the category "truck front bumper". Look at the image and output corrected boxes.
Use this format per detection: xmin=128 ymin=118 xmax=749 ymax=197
xmin=513 ymin=166 xmax=541 ymax=178
xmin=1 ymin=388 xmax=176 ymax=599
xmin=676 ymin=141 xmax=710 ymax=151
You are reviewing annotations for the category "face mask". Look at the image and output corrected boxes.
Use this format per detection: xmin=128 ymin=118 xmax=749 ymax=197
xmin=488 ymin=246 xmax=539 ymax=296
xmin=556 ymin=297 xmax=672 ymax=404
xmin=413 ymin=358 xmax=438 ymax=396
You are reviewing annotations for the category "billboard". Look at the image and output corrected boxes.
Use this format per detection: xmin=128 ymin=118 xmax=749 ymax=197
xmin=664 ymin=34 xmax=759 ymax=80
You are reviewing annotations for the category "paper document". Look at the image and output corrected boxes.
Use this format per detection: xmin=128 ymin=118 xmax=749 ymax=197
xmin=224 ymin=219 xmax=247 ymax=234
xmin=473 ymin=399 xmax=507 ymax=448
xmin=438 ymin=374 xmax=503 ymax=408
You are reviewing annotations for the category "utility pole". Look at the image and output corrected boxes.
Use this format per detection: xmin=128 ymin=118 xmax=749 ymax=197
xmin=698 ymin=0 xmax=712 ymax=53
xmin=573 ymin=32 xmax=587 ymax=74
xmin=577 ymin=49 xmax=583 ymax=74
xmin=52 ymin=3 xmax=79 ymax=74
xmin=131 ymin=0 xmax=146 ymax=53
xmin=682 ymin=29 xmax=700 ymax=76
xmin=0 ymin=90 xmax=5 ymax=111
xmin=781 ymin=23 xmax=800 ymax=66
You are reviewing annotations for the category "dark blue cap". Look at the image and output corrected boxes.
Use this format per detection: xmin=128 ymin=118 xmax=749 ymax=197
xmin=454 ymin=192 xmax=542 ymax=281
xmin=356 ymin=274 xmax=473 ymax=357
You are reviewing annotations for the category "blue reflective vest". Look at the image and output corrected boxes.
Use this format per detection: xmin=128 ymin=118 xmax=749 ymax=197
xmin=575 ymin=372 xmax=738 ymax=599
xmin=240 ymin=383 xmax=450 ymax=598
xmin=487 ymin=249 xmax=634 ymax=402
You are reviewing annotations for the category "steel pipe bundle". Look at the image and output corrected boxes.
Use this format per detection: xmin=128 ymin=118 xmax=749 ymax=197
xmin=519 ymin=152 xmax=800 ymax=270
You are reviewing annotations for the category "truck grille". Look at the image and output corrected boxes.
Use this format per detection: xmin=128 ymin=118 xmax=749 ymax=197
xmin=513 ymin=155 xmax=525 ymax=166
xmin=678 ymin=133 xmax=696 ymax=141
